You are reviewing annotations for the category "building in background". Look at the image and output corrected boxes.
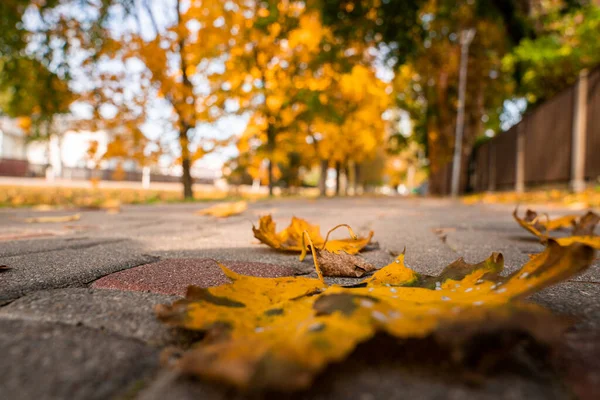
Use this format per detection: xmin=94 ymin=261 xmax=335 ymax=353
xmin=0 ymin=118 xmax=28 ymax=176
xmin=0 ymin=116 xmax=219 ymax=184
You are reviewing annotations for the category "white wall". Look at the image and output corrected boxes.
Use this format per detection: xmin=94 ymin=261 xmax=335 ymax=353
xmin=26 ymin=130 xmax=110 ymax=169
xmin=0 ymin=118 xmax=27 ymax=159
xmin=0 ymin=129 xmax=27 ymax=159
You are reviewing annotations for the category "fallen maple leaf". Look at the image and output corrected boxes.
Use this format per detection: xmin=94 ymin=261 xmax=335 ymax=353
xmin=99 ymin=199 xmax=122 ymax=214
xmin=196 ymin=201 xmax=248 ymax=218
xmin=24 ymin=213 xmax=81 ymax=223
xmin=156 ymin=239 xmax=595 ymax=390
xmin=31 ymin=204 xmax=56 ymax=212
xmin=514 ymin=209 xmax=600 ymax=249
xmin=252 ymin=215 xmax=373 ymax=258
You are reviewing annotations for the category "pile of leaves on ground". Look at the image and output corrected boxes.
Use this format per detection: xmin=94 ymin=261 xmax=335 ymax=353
xmin=155 ymin=211 xmax=598 ymax=391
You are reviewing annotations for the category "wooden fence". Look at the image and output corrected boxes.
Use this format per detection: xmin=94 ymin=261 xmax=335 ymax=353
xmin=469 ymin=67 xmax=600 ymax=193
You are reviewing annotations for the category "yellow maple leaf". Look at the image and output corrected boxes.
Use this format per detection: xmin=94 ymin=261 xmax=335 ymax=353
xmin=156 ymin=240 xmax=595 ymax=390
xmin=513 ymin=208 xmax=600 ymax=249
xmin=252 ymin=215 xmax=374 ymax=258
xmin=196 ymin=201 xmax=248 ymax=218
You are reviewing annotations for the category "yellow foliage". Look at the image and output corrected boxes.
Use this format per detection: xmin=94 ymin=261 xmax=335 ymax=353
xmin=17 ymin=117 xmax=32 ymax=132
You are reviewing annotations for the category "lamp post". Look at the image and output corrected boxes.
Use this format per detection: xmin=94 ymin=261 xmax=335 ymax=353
xmin=450 ymin=28 xmax=476 ymax=197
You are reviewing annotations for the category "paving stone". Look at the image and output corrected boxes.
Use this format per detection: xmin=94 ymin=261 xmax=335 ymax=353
xmin=530 ymin=281 xmax=600 ymax=331
xmin=138 ymin=339 xmax=571 ymax=400
xmin=0 ymin=230 xmax=60 ymax=242
xmin=557 ymin=330 xmax=600 ymax=399
xmin=0 ymin=288 xmax=178 ymax=346
xmin=91 ymin=258 xmax=297 ymax=296
xmin=0 ymin=198 xmax=597 ymax=400
xmin=0 ymin=319 xmax=158 ymax=400
xmin=0 ymin=236 xmax=125 ymax=258
xmin=149 ymin=247 xmax=312 ymax=270
xmin=0 ymin=240 xmax=158 ymax=304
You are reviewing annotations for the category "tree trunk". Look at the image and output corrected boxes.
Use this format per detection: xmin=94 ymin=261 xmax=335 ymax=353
xmin=267 ymin=124 xmax=275 ymax=197
xmin=267 ymin=158 xmax=274 ymax=197
xmin=319 ymin=159 xmax=328 ymax=197
xmin=181 ymin=158 xmax=193 ymax=199
xmin=343 ymin=164 xmax=350 ymax=196
xmin=335 ymin=161 xmax=341 ymax=196
xmin=180 ymin=131 xmax=194 ymax=199
xmin=354 ymin=163 xmax=361 ymax=195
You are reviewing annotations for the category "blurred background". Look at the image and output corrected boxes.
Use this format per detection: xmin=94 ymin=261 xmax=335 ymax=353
xmin=1 ymin=0 xmax=599 ymax=206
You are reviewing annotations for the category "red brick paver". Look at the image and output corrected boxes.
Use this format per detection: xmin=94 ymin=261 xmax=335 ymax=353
xmin=91 ymin=258 xmax=296 ymax=296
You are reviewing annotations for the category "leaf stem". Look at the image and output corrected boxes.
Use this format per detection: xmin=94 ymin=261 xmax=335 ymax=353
xmin=301 ymin=230 xmax=324 ymax=283
xmin=321 ymin=224 xmax=358 ymax=250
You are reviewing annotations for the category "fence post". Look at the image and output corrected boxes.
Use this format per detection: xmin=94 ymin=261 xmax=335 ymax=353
xmin=142 ymin=166 xmax=151 ymax=189
xmin=571 ymin=69 xmax=588 ymax=193
xmin=488 ymin=142 xmax=496 ymax=191
xmin=515 ymin=123 xmax=525 ymax=193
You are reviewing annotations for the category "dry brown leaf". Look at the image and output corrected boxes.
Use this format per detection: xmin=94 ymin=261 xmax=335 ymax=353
xmin=196 ymin=201 xmax=248 ymax=218
xmin=24 ymin=214 xmax=81 ymax=223
xmin=156 ymin=239 xmax=595 ymax=390
xmin=299 ymin=229 xmax=376 ymax=278
xmin=313 ymin=248 xmax=376 ymax=278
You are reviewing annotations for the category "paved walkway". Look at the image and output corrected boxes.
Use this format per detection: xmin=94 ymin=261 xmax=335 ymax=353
xmin=0 ymin=198 xmax=598 ymax=399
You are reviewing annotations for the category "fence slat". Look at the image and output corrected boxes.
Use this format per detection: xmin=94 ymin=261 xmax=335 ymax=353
xmin=586 ymin=68 xmax=600 ymax=181
xmin=494 ymin=127 xmax=517 ymax=189
xmin=524 ymin=87 xmax=574 ymax=184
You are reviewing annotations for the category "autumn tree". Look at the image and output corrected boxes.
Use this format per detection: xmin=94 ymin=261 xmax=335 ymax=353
xmin=0 ymin=1 xmax=76 ymax=142
xmin=75 ymin=0 xmax=239 ymax=198
xmin=1 ymin=1 xmax=147 ymax=179
xmin=209 ymin=1 xmax=339 ymax=196
xmin=309 ymin=64 xmax=390 ymax=195
xmin=507 ymin=2 xmax=600 ymax=105
xmin=321 ymin=1 xmax=517 ymax=194
xmin=400 ymin=1 xmax=515 ymax=193
xmin=321 ymin=0 xmax=598 ymax=195
xmin=217 ymin=1 xmax=394 ymax=196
